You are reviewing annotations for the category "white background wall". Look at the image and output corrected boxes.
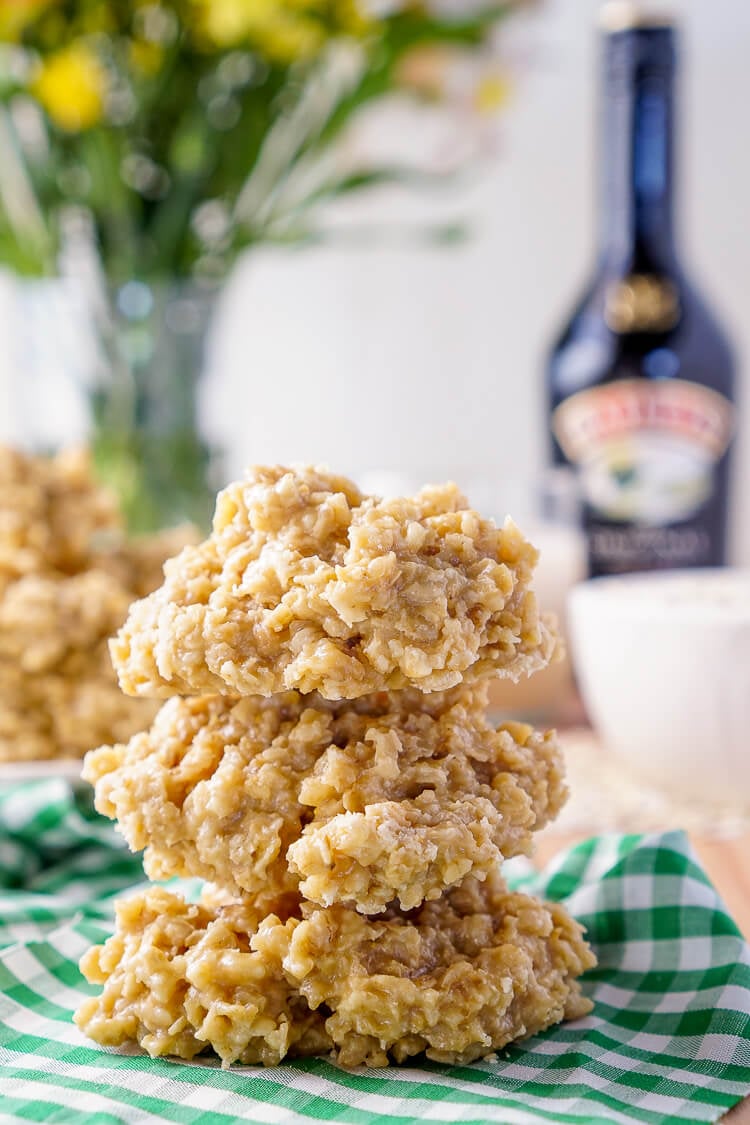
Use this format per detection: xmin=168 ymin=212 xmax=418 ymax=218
xmin=2 ymin=0 xmax=750 ymax=557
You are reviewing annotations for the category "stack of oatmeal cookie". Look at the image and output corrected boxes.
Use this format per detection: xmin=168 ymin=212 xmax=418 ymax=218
xmin=0 ymin=447 xmax=194 ymax=761
xmin=76 ymin=465 xmax=595 ymax=1068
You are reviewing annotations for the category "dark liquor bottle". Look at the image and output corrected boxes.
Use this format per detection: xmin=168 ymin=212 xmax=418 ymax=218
xmin=546 ymin=4 xmax=735 ymax=577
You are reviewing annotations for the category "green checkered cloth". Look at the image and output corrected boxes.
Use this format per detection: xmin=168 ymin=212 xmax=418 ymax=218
xmin=0 ymin=780 xmax=748 ymax=1125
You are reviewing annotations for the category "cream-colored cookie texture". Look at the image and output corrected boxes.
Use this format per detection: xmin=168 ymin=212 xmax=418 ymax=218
xmin=74 ymin=461 xmax=595 ymax=1071
xmin=0 ymin=663 xmax=159 ymax=762
xmin=286 ymin=871 xmax=595 ymax=1067
xmin=0 ymin=570 xmax=161 ymax=761
xmin=75 ymin=886 xmax=330 ymax=1066
xmin=0 ymin=446 xmax=199 ymax=761
xmin=83 ymin=684 xmax=566 ymax=911
xmin=75 ymin=873 xmax=595 ymax=1068
xmin=0 ymin=571 xmax=132 ymax=674
xmin=111 ymin=465 xmax=557 ymax=701
xmin=0 ymin=446 xmax=119 ymax=586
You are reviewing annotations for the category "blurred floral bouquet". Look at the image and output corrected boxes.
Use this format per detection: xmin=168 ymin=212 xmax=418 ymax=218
xmin=0 ymin=0 xmax=526 ymax=529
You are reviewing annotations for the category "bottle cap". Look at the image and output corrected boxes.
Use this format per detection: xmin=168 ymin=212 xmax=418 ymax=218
xmin=601 ymin=2 xmax=677 ymax=79
xmin=599 ymin=2 xmax=675 ymax=33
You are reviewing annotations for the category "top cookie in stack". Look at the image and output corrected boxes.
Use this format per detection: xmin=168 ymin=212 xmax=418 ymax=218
xmin=110 ymin=464 xmax=557 ymax=700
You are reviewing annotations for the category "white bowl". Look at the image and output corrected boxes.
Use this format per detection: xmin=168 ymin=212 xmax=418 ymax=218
xmin=0 ymin=759 xmax=84 ymax=785
xmin=568 ymin=569 xmax=750 ymax=805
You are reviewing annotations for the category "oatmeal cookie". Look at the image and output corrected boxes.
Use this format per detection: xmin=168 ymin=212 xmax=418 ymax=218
xmin=0 ymin=664 xmax=159 ymax=762
xmin=283 ymin=871 xmax=596 ymax=1067
xmin=0 ymin=570 xmax=161 ymax=761
xmin=76 ymin=874 xmax=595 ymax=1068
xmin=0 ymin=571 xmax=134 ymax=673
xmin=0 ymin=446 xmax=202 ymax=761
xmin=0 ymin=665 xmax=57 ymax=761
xmin=0 ymin=446 xmax=119 ymax=583
xmin=111 ymin=465 xmax=556 ymax=701
xmin=75 ymin=886 xmax=329 ymax=1066
xmin=83 ymin=685 xmax=566 ymax=910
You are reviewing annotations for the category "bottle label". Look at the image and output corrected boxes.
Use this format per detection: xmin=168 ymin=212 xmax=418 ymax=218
xmin=552 ymin=378 xmax=734 ymax=525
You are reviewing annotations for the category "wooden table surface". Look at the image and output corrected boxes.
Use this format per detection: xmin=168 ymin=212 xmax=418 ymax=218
xmin=537 ymin=829 xmax=750 ymax=1123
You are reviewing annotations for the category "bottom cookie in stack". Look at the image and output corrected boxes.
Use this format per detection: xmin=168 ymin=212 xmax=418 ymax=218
xmin=75 ymin=871 xmax=595 ymax=1069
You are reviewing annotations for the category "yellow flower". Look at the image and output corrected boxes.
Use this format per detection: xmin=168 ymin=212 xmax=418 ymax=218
xmin=255 ymin=14 xmax=324 ymax=62
xmin=32 ymin=43 xmax=107 ymax=131
xmin=0 ymin=0 xmax=59 ymax=41
xmin=195 ymin=0 xmax=276 ymax=48
xmin=191 ymin=0 xmax=368 ymax=61
xmin=332 ymin=0 xmax=372 ymax=37
xmin=472 ymin=72 xmax=512 ymax=115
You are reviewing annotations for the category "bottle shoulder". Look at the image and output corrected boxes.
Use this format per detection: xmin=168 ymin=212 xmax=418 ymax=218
xmin=547 ymin=267 xmax=735 ymax=405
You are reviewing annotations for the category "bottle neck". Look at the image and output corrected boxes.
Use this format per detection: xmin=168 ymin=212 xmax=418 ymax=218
xmin=600 ymin=41 xmax=677 ymax=275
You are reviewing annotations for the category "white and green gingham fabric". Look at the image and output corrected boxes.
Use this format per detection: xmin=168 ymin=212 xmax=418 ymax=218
xmin=0 ymin=779 xmax=748 ymax=1125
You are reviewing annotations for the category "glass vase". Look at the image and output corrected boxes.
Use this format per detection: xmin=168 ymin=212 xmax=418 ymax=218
xmin=11 ymin=277 xmax=221 ymax=534
xmin=91 ymin=280 xmax=220 ymax=533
